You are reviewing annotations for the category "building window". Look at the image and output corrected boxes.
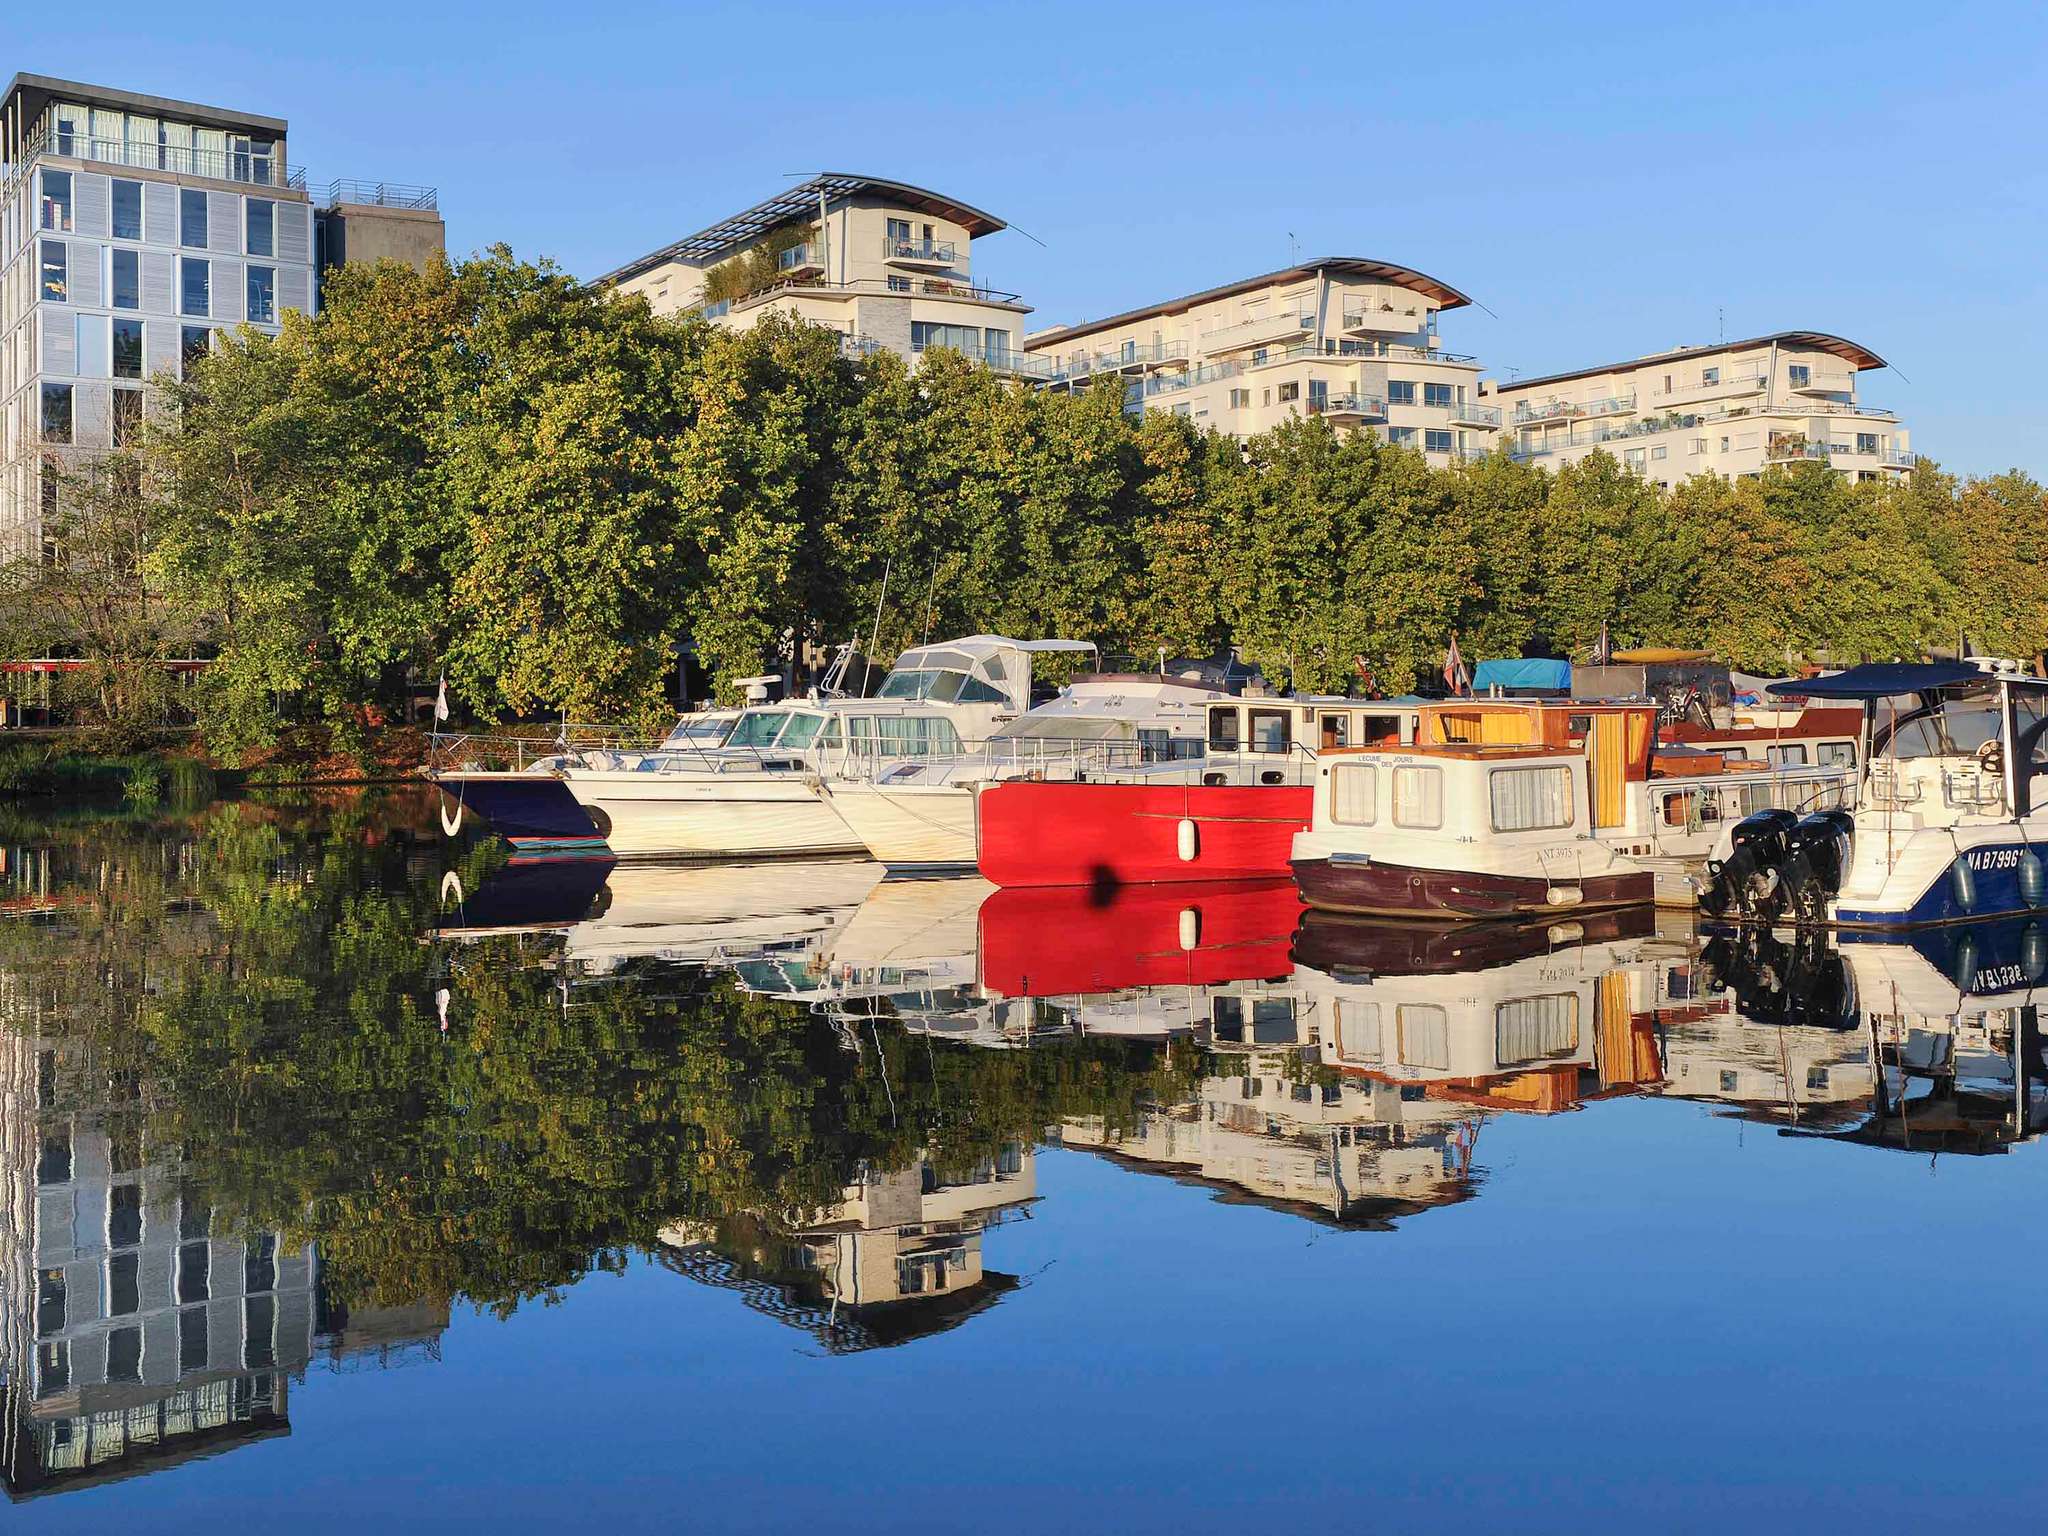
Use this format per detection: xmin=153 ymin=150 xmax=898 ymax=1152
xmin=109 ymin=1183 xmax=144 ymax=1246
xmin=112 ymin=247 xmax=140 ymax=309
xmin=1277 ymin=381 xmax=1299 ymax=403
xmin=181 ymin=257 xmax=210 ymax=317
xmin=181 ymin=188 xmax=208 ymax=247
xmin=245 ymin=1235 xmax=277 ymax=1294
xmin=182 ymin=325 xmax=212 ymax=375
xmin=1387 ymin=380 xmax=1416 ymax=406
xmin=1689 ymin=438 xmax=1707 ymax=455
xmin=1788 ymin=364 xmax=1810 ymax=388
xmin=247 ymin=198 xmax=275 ymax=257
xmin=1388 ymin=425 xmax=1417 ymax=446
xmin=1423 ymin=382 xmax=1453 ymax=409
xmin=36 ymin=1269 xmax=66 ymax=1337
xmin=113 ymin=387 xmax=144 ymax=446
xmin=245 ymin=1294 xmax=277 ymax=1369
xmin=107 ymin=1325 xmax=143 ymax=1383
xmin=112 ymin=319 xmax=145 ymax=380
xmin=40 ymin=169 xmax=74 ymax=231
xmin=887 ymin=217 xmax=911 ymax=242
xmin=112 ymin=178 xmax=143 ymax=241
xmin=886 ymin=275 xmax=910 ymax=292
xmin=1261 ymin=388 xmax=1270 ymax=406
xmin=1308 ymin=378 xmax=1328 ymax=411
xmin=180 ymin=1306 xmax=209 ymax=1373
xmin=1701 ymin=366 xmax=1720 ymax=385
xmin=1651 ymin=444 xmax=1667 ymax=460
xmin=1857 ymin=432 xmax=1878 ymax=455
xmin=1228 ymin=388 xmax=1250 ymax=409
xmin=247 ymin=265 xmax=277 ymax=323
xmin=910 ymin=320 xmax=981 ymax=355
xmin=1623 ymin=447 xmax=1646 ymax=468
xmin=109 ymin=1251 xmax=142 ymax=1315
xmin=41 ymin=384 xmax=74 ymax=444
xmin=1424 ymin=428 xmax=1453 ymax=454
xmin=178 ymin=1238 xmax=211 ymax=1303
xmin=37 ymin=1342 xmax=69 ymax=1393
xmin=40 ymin=240 xmax=67 ymax=301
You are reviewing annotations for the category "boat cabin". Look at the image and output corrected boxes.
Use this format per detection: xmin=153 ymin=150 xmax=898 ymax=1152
xmin=875 ymin=635 xmax=1097 ymax=716
xmin=1201 ymin=697 xmax=1422 ymax=785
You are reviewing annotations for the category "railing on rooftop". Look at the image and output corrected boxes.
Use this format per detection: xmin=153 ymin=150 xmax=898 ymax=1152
xmin=324 ymin=179 xmax=438 ymax=211
xmin=1511 ymin=394 xmax=1634 ymax=424
xmin=734 ymin=274 xmax=1024 ymax=309
xmin=912 ymin=340 xmax=1057 ymax=379
xmin=22 ymin=128 xmax=305 ymax=190
xmin=776 ymin=242 xmax=822 ymax=271
xmin=1046 ymin=339 xmax=1189 ymax=381
xmin=1449 ymin=401 xmax=1502 ymax=427
xmin=1310 ymin=393 xmax=1388 ymax=420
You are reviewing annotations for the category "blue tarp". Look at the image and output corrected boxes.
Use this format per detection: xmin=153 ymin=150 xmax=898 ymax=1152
xmin=1471 ymin=658 xmax=1571 ymax=692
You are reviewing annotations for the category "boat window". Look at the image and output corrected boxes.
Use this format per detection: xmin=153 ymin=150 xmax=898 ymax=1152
xmin=1212 ymin=996 xmax=1244 ymax=1043
xmin=957 ymin=675 xmax=1006 ymax=704
xmin=868 ymin=716 xmax=963 ymax=756
xmin=1819 ymin=741 xmax=1855 ymax=767
xmin=1661 ymin=790 xmax=1719 ymax=826
xmin=1331 ymin=763 xmax=1376 ymax=825
xmin=818 ymin=718 xmax=842 ymax=747
xmin=1249 ymin=709 xmax=1291 ymax=754
xmin=725 ymin=711 xmax=789 ymax=749
xmin=1359 ymin=714 xmax=1404 ymax=745
xmin=878 ymin=669 xmax=966 ymax=702
xmin=1320 ymin=713 xmax=1350 ymax=749
xmin=1885 ymin=718 xmax=1943 ymax=759
xmin=1940 ymin=699 xmax=2003 ymax=755
xmin=1397 ymin=1004 xmax=1449 ymax=1070
xmin=1766 ymin=744 xmax=1808 ymax=768
xmin=1208 ymin=707 xmax=1241 ymax=751
xmin=1489 ymin=765 xmax=1574 ymax=832
xmin=1496 ymin=994 xmax=1579 ymax=1064
xmin=779 ymin=714 xmax=828 ymax=750
xmin=1251 ymin=999 xmax=1296 ymax=1044
xmin=1392 ymin=765 xmax=1443 ymax=829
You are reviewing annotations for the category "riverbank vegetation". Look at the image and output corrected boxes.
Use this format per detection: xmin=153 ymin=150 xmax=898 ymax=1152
xmin=5 ymin=247 xmax=2044 ymax=760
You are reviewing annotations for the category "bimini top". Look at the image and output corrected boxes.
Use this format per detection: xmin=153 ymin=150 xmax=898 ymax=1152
xmin=1768 ymin=662 xmax=1986 ymax=699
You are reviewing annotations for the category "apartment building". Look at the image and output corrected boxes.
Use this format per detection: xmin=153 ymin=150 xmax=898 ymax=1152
xmin=1484 ymin=332 xmax=1914 ymax=488
xmin=0 ymin=73 xmax=444 ymax=560
xmin=1024 ymin=258 xmax=1501 ymax=465
xmin=601 ymin=173 xmax=1037 ymax=374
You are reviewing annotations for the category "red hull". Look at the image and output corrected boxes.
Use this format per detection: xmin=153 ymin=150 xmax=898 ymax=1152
xmin=977 ymin=782 xmax=1311 ymax=889
xmin=978 ymin=879 xmax=1304 ymax=996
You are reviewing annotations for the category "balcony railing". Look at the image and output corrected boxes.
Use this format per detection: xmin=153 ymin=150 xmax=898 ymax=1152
xmin=324 ymin=178 xmax=437 ymax=210
xmin=1511 ymin=394 xmax=1634 ymax=424
xmin=1448 ymin=401 xmax=1502 ymax=427
xmin=1787 ymin=370 xmax=1854 ymax=394
xmin=1199 ymin=311 xmax=1315 ymax=354
xmin=1311 ymin=393 xmax=1388 ymax=421
xmin=1766 ymin=436 xmax=1830 ymax=462
xmin=1340 ymin=305 xmax=1427 ymax=333
xmin=912 ymin=340 xmax=1057 ymax=379
xmin=1653 ymin=369 xmax=1768 ymax=401
xmin=1046 ymin=340 xmax=1189 ymax=381
xmin=886 ymin=236 xmax=958 ymax=264
xmin=732 ymin=274 xmax=1024 ymax=310
xmin=24 ymin=128 xmax=304 ymax=190
xmin=776 ymin=242 xmax=823 ymax=273
xmin=1884 ymin=449 xmax=1918 ymax=468
xmin=838 ymin=334 xmax=887 ymax=360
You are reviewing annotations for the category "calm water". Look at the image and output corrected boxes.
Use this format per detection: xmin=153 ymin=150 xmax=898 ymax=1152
xmin=2 ymin=792 xmax=2046 ymax=1532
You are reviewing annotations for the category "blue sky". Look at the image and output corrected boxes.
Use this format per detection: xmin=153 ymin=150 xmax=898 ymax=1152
xmin=15 ymin=0 xmax=2046 ymax=476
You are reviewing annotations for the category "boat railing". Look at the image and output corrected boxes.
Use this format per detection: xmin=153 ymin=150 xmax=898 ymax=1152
xmin=427 ymin=726 xmax=662 ymax=774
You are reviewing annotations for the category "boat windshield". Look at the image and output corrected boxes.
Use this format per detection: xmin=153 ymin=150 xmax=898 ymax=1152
xmin=991 ymin=716 xmax=1126 ymax=742
xmin=1884 ymin=694 xmax=2003 ymax=758
xmin=777 ymin=713 xmax=831 ymax=750
xmin=876 ymin=669 xmax=1007 ymax=705
xmin=663 ymin=714 xmax=733 ymax=748
xmin=725 ymin=711 xmax=790 ymax=749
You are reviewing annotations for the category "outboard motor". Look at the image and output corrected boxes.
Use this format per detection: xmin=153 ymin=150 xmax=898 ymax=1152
xmin=1777 ymin=810 xmax=1856 ymax=926
xmin=1700 ymin=808 xmax=1800 ymax=922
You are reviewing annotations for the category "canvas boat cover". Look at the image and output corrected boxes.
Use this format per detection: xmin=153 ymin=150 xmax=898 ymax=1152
xmin=1472 ymin=658 xmax=1572 ymax=692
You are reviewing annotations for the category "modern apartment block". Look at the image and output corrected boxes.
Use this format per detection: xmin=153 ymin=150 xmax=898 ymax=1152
xmin=1484 ymin=332 xmax=1915 ymax=488
xmin=0 ymin=73 xmax=444 ymax=561
xmin=1024 ymin=258 xmax=1501 ymax=465
xmin=600 ymin=172 xmax=1037 ymax=374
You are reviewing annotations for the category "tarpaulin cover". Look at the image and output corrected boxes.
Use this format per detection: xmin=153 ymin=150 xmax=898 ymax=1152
xmin=1767 ymin=662 xmax=1984 ymax=699
xmin=1472 ymin=658 xmax=1572 ymax=692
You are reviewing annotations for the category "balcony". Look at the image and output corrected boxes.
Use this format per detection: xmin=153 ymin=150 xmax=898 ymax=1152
xmin=1765 ymin=434 xmax=1831 ymax=463
xmin=1787 ymin=370 xmax=1855 ymax=396
xmin=323 ymin=179 xmax=438 ymax=210
xmin=1884 ymin=450 xmax=1918 ymax=468
xmin=1510 ymin=394 xmax=1634 ymax=425
xmin=26 ymin=128 xmax=305 ymax=191
xmin=1653 ymin=369 xmax=1768 ymax=405
xmin=732 ymin=275 xmax=1026 ymax=313
xmin=1312 ymin=393 xmax=1388 ymax=423
xmin=1047 ymin=340 xmax=1188 ymax=383
xmin=1340 ymin=304 xmax=1428 ymax=336
xmin=838 ymin=334 xmax=887 ymax=361
xmin=1448 ymin=401 xmax=1503 ymax=428
xmin=885 ymin=236 xmax=958 ymax=266
xmin=1198 ymin=310 xmax=1315 ymax=356
xmin=912 ymin=339 xmax=1057 ymax=380
xmin=777 ymin=243 xmax=825 ymax=278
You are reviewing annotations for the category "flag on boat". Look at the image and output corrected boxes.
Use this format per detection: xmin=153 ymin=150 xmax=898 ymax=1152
xmin=434 ymin=675 xmax=449 ymax=723
xmin=1443 ymin=634 xmax=1470 ymax=696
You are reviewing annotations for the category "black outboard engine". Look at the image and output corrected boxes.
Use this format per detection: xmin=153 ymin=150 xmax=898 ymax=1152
xmin=1701 ymin=808 xmax=1801 ymax=921
xmin=1777 ymin=810 xmax=1856 ymax=926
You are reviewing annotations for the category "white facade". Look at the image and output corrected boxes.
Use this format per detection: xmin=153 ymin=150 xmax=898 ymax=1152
xmin=602 ymin=173 xmax=1036 ymax=375
xmin=0 ymin=75 xmax=318 ymax=560
xmin=1025 ymin=258 xmax=1500 ymax=466
xmin=1484 ymin=332 xmax=1915 ymax=489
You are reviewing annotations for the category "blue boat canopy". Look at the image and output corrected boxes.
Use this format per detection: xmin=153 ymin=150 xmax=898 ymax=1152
xmin=1471 ymin=658 xmax=1571 ymax=692
xmin=1767 ymin=662 xmax=1985 ymax=699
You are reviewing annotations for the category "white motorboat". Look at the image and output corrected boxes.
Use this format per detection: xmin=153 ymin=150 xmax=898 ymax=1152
xmin=560 ymin=635 xmax=1090 ymax=858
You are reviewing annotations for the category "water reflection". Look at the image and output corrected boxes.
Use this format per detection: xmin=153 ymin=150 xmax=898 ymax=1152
xmin=1 ymin=802 xmax=2045 ymax=1508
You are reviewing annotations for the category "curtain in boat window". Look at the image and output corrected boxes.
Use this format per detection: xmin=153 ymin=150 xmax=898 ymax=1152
xmin=1397 ymin=1005 xmax=1448 ymax=1069
xmin=1332 ymin=762 xmax=1376 ymax=825
xmin=1496 ymin=993 xmax=1578 ymax=1064
xmin=1392 ymin=766 xmax=1442 ymax=828
xmin=1488 ymin=765 xmax=1573 ymax=832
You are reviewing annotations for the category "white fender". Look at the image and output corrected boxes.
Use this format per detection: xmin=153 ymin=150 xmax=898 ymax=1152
xmin=1178 ymin=906 xmax=1201 ymax=952
xmin=1177 ymin=817 xmax=1198 ymax=863
xmin=439 ymin=869 xmax=464 ymax=907
xmin=440 ymin=795 xmax=465 ymax=837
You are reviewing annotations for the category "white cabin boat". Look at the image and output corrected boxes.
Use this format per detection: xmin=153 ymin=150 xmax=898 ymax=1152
xmin=558 ymin=635 xmax=1090 ymax=858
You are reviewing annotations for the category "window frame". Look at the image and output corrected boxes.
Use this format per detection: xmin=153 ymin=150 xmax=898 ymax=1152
xmin=1392 ymin=764 xmax=1444 ymax=829
xmin=1331 ymin=761 xmax=1377 ymax=826
xmin=111 ymin=177 xmax=144 ymax=240
xmin=180 ymin=186 xmax=208 ymax=248
xmin=1487 ymin=764 xmax=1576 ymax=832
xmin=180 ymin=256 xmax=210 ymax=317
